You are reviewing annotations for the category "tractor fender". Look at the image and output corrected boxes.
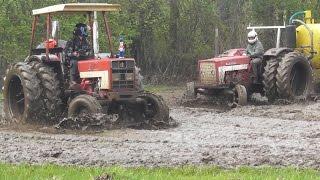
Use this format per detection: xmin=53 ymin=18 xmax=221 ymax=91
xmin=24 ymin=55 xmax=42 ymax=63
xmin=25 ymin=54 xmax=60 ymax=63
xmin=263 ymin=48 xmax=293 ymax=58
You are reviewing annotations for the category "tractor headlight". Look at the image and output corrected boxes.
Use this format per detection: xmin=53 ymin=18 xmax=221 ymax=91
xmin=112 ymin=61 xmax=119 ymax=69
xmin=125 ymin=73 xmax=134 ymax=81
xmin=112 ymin=73 xmax=121 ymax=81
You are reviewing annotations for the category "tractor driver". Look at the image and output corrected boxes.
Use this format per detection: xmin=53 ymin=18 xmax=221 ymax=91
xmin=246 ymin=30 xmax=264 ymax=83
xmin=65 ymin=23 xmax=92 ymax=87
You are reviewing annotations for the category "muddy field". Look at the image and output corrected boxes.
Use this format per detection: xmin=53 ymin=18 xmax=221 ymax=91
xmin=0 ymin=90 xmax=319 ymax=168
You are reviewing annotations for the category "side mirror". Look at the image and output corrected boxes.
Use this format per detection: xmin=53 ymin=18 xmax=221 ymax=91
xmin=51 ymin=21 xmax=60 ymax=39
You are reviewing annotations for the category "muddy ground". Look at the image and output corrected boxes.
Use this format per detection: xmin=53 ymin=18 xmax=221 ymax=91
xmin=0 ymin=89 xmax=319 ymax=168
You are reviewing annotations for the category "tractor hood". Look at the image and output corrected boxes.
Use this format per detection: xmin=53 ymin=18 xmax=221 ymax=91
xmin=197 ymin=48 xmax=251 ymax=86
xmin=199 ymin=48 xmax=250 ymax=66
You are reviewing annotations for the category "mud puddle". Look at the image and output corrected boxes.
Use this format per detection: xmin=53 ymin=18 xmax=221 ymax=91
xmin=55 ymin=113 xmax=178 ymax=132
xmin=0 ymin=102 xmax=178 ymax=134
xmin=0 ymin=89 xmax=320 ymax=168
xmin=179 ymin=92 xmax=320 ymax=122
xmin=226 ymin=100 xmax=320 ymax=121
xmin=0 ymin=107 xmax=319 ymax=168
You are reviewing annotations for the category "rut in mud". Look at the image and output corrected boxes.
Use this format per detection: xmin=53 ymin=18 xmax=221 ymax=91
xmin=55 ymin=113 xmax=178 ymax=131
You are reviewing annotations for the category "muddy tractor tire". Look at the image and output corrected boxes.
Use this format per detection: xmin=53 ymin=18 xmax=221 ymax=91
xmin=135 ymin=66 xmax=143 ymax=91
xmin=229 ymin=84 xmax=247 ymax=108
xmin=138 ymin=92 xmax=170 ymax=123
xmin=29 ymin=61 xmax=62 ymax=120
xmin=3 ymin=62 xmax=42 ymax=122
xmin=263 ymin=58 xmax=279 ymax=102
xmin=185 ymin=82 xmax=197 ymax=99
xmin=68 ymin=95 xmax=102 ymax=118
xmin=276 ymin=52 xmax=312 ymax=100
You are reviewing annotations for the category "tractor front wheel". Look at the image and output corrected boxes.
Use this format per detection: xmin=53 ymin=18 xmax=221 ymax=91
xmin=138 ymin=92 xmax=170 ymax=123
xmin=185 ymin=82 xmax=197 ymax=99
xmin=228 ymin=84 xmax=247 ymax=108
xmin=68 ymin=95 xmax=102 ymax=118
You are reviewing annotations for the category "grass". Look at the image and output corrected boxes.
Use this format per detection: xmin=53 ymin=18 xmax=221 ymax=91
xmin=0 ymin=164 xmax=319 ymax=180
xmin=144 ymin=84 xmax=183 ymax=93
xmin=0 ymin=92 xmax=2 ymax=101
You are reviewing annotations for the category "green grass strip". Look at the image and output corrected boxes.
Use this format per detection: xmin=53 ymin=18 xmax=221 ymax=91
xmin=0 ymin=164 xmax=319 ymax=180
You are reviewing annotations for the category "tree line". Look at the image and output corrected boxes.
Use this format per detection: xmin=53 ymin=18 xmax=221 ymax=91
xmin=0 ymin=0 xmax=320 ymax=87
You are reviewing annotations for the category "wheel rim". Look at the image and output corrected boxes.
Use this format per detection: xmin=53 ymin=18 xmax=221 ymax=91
xmin=234 ymin=88 xmax=240 ymax=104
xmin=8 ymin=75 xmax=25 ymax=119
xmin=226 ymin=88 xmax=238 ymax=108
xmin=74 ymin=105 xmax=90 ymax=116
xmin=290 ymin=62 xmax=308 ymax=96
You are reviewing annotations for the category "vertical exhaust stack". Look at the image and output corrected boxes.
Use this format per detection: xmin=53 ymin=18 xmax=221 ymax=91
xmin=51 ymin=21 xmax=60 ymax=39
xmin=93 ymin=11 xmax=99 ymax=57
xmin=285 ymin=25 xmax=296 ymax=49
xmin=214 ymin=28 xmax=219 ymax=57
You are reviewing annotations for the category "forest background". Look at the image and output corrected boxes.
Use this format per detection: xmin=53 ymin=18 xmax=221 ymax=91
xmin=0 ymin=0 xmax=319 ymax=86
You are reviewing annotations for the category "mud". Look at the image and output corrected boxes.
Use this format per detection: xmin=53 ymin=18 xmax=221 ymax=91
xmin=0 ymin=89 xmax=320 ymax=168
xmin=0 ymin=101 xmax=4 ymax=125
xmin=55 ymin=113 xmax=178 ymax=131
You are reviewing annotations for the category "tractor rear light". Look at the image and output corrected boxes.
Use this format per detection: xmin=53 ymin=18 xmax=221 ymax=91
xmin=112 ymin=73 xmax=121 ymax=81
xmin=112 ymin=60 xmax=135 ymax=69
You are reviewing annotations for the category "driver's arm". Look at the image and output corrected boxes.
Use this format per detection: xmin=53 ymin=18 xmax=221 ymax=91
xmin=246 ymin=44 xmax=252 ymax=56
xmin=65 ymin=40 xmax=77 ymax=58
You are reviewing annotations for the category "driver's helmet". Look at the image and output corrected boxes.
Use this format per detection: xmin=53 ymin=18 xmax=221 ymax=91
xmin=247 ymin=30 xmax=258 ymax=44
xmin=73 ymin=23 xmax=89 ymax=37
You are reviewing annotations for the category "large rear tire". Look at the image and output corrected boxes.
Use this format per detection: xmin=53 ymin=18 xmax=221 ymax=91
xmin=3 ymin=62 xmax=42 ymax=122
xmin=138 ymin=92 xmax=169 ymax=123
xmin=263 ymin=58 xmax=279 ymax=102
xmin=68 ymin=95 xmax=102 ymax=118
xmin=29 ymin=61 xmax=62 ymax=120
xmin=276 ymin=52 xmax=312 ymax=100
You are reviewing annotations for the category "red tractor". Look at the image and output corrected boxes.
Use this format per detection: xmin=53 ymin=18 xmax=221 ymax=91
xmin=187 ymin=20 xmax=315 ymax=107
xmin=186 ymin=49 xmax=254 ymax=106
xmin=2 ymin=3 xmax=169 ymax=124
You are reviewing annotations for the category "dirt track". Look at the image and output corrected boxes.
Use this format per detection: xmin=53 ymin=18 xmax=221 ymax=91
xmin=0 ymin=91 xmax=320 ymax=168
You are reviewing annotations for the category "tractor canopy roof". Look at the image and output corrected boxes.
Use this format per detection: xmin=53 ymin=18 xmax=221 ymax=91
xmin=32 ymin=3 xmax=121 ymax=15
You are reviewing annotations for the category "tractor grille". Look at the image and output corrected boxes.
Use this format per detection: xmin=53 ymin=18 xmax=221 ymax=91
xmin=199 ymin=62 xmax=216 ymax=85
xmin=112 ymin=60 xmax=135 ymax=89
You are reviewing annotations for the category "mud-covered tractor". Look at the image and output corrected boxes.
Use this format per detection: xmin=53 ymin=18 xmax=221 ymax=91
xmin=2 ymin=3 xmax=169 ymax=124
xmin=187 ymin=10 xmax=320 ymax=106
xmin=186 ymin=49 xmax=251 ymax=106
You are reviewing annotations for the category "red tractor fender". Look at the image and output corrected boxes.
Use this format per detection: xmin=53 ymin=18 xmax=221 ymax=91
xmin=25 ymin=54 xmax=60 ymax=63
